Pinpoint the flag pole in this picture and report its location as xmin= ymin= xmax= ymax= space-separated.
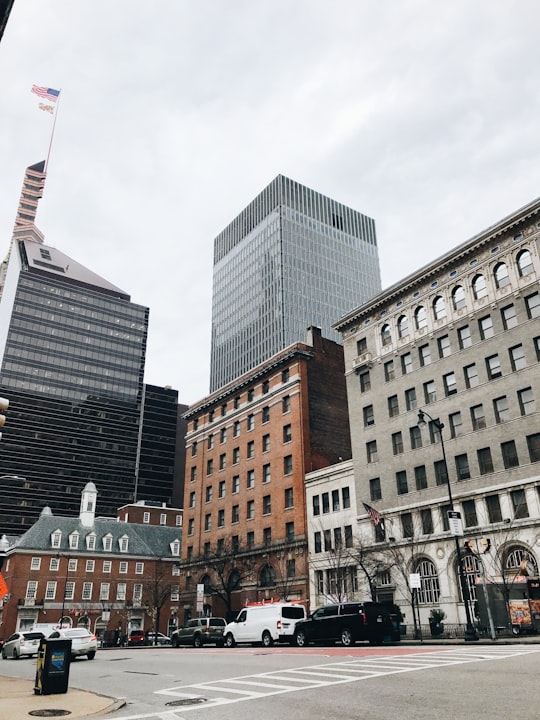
xmin=45 ymin=90 xmax=62 ymax=173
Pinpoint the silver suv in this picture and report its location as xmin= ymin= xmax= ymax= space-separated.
xmin=171 ymin=617 xmax=226 ymax=648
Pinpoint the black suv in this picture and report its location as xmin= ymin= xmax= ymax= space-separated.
xmin=294 ymin=602 xmax=391 ymax=647
xmin=171 ymin=617 xmax=226 ymax=648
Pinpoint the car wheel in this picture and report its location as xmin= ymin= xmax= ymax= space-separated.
xmin=193 ymin=635 xmax=202 ymax=648
xmin=13 ymin=648 xmax=18 ymax=660
xmin=87 ymin=651 xmax=96 ymax=660
xmin=340 ymin=628 xmax=353 ymax=647
xmin=1 ymin=649 xmax=6 ymax=659
xmin=295 ymin=630 xmax=307 ymax=648
xmin=261 ymin=631 xmax=273 ymax=648
xmin=225 ymin=633 xmax=236 ymax=648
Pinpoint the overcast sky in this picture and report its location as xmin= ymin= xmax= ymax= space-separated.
xmin=1 ymin=1 xmax=539 ymax=405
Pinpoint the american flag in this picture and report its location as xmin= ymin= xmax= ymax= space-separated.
xmin=31 ymin=85 xmax=60 ymax=102
xmin=363 ymin=502 xmax=384 ymax=528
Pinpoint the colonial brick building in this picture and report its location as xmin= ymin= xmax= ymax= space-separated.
xmin=0 ymin=483 xmax=183 ymax=642
xmin=180 ymin=327 xmax=351 ymax=620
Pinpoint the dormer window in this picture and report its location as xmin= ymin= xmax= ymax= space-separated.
xmin=170 ymin=539 xmax=181 ymax=556
xmin=119 ymin=535 xmax=129 ymax=552
xmin=102 ymin=534 xmax=113 ymax=552
xmin=51 ymin=530 xmax=62 ymax=549
xmin=86 ymin=533 xmax=97 ymax=550
xmin=69 ymin=531 xmax=79 ymax=550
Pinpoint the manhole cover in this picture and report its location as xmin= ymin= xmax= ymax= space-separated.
xmin=166 ymin=698 xmax=207 ymax=707
xmin=29 ymin=711 xmax=71 ymax=717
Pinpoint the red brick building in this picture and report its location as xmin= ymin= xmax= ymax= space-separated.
xmin=180 ymin=328 xmax=351 ymax=620
xmin=0 ymin=483 xmax=183 ymax=643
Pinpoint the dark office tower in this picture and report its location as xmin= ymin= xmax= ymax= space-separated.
xmin=0 ymin=164 xmax=153 ymax=533
xmin=209 ymin=175 xmax=381 ymax=391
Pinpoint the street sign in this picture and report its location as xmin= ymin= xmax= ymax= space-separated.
xmin=409 ymin=573 xmax=421 ymax=589
xmin=448 ymin=510 xmax=464 ymax=536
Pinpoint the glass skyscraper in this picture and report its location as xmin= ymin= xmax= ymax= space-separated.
xmin=210 ymin=175 xmax=381 ymax=391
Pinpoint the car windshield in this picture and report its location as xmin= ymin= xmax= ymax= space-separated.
xmin=282 ymin=607 xmax=305 ymax=619
xmin=23 ymin=632 xmax=44 ymax=640
xmin=209 ymin=619 xmax=226 ymax=626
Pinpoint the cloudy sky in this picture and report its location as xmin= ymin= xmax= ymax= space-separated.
xmin=1 ymin=1 xmax=539 ymax=405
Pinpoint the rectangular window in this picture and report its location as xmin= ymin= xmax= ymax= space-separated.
xmin=369 ymin=477 xmax=382 ymax=501
xmin=405 ymin=387 xmax=417 ymax=411
xmin=324 ymin=529 xmax=332 ymax=551
xmin=282 ymin=368 xmax=290 ymax=383
xmin=511 ymin=488 xmax=529 ymax=519
xmin=247 ymin=414 xmax=255 ymax=431
xmin=233 ymin=447 xmax=240 ymax=464
xmin=232 ymin=476 xmax=240 ymax=493
xmin=471 ymin=404 xmax=486 ymax=430
xmin=233 ymin=420 xmax=240 ymax=437
xmin=518 ymin=388 xmax=535 ymax=416
xmin=421 ymin=509 xmax=433 ymax=535
xmin=247 ymin=499 xmax=255 ymax=519
xmin=486 ymin=354 xmax=502 ymax=379
xmin=219 ymin=453 xmax=226 ymax=470
xmin=525 ymin=292 xmax=540 ymax=319
xmin=143 ymin=511 xmax=150 ymax=523
xmin=68 ymin=559 xmax=77 ymax=572
xmin=384 ymin=360 xmax=395 ymax=381
xmin=205 ymin=485 xmax=213 ymax=503
xmin=204 ymin=513 xmax=211 ymax=531
xmin=133 ymin=584 xmax=142 ymax=602
xmin=396 ymin=470 xmax=408 ymax=495
xmin=434 ymin=460 xmax=448 ymax=486
xmin=207 ymin=433 xmax=214 ymax=450
xmin=401 ymin=513 xmax=413 ymax=538
xmin=331 ymin=489 xmax=340 ymax=511
xmin=283 ymin=424 xmax=292 ymax=443
xmin=501 ymin=304 xmax=518 ymax=330
xmin=82 ymin=582 xmax=93 ymax=601
xmin=357 ymin=337 xmax=368 ymax=355
xmin=263 ymin=527 xmax=272 ymax=546
xmin=414 ymin=465 xmax=427 ymax=490
xmin=26 ymin=580 xmax=38 ymax=600
xmin=218 ymin=480 xmax=226 ymax=498
xmin=30 ymin=557 xmax=41 ymax=570
xmin=363 ymin=404 xmax=375 ymax=426
xmin=455 ymin=453 xmax=471 ymax=481
xmin=438 ymin=335 xmax=451 ymax=358
xmin=419 ymin=344 xmax=431 ymax=366
xmin=45 ymin=581 xmax=57 ymax=600
xmin=342 ymin=486 xmax=351 ymax=508
xmin=218 ymin=508 xmax=225 ymax=527
xmin=86 ymin=560 xmax=95 ymax=573
xmin=263 ymin=463 xmax=271 ymax=483
xmin=247 ymin=389 xmax=254 ymax=402
xmin=285 ymin=487 xmax=294 ymax=508
xmin=262 ymin=434 xmax=271 ymax=451
xmin=187 ymin=518 xmax=194 ymax=535
xmin=247 ymin=469 xmax=255 ymax=488
xmin=401 ymin=352 xmax=412 ymax=374
xmin=190 ymin=466 xmax=196 ymax=483
xmin=247 ymin=440 xmax=254 ymax=458
xmin=485 ymin=494 xmax=502 ymax=523
xmin=314 ymin=531 xmax=322 ymax=553
xmin=345 ymin=525 xmax=353 ymax=548
xmin=527 ymin=433 xmax=540 ymax=463
xmin=410 ymin=425 xmax=422 ymax=449
xmin=284 ymin=455 xmax=293 ymax=474
xmin=262 ymin=379 xmax=269 ymax=394
xmin=135 ymin=564 xmax=144 ymax=576
xmin=458 ymin=325 xmax=472 ymax=349
xmin=387 ymin=395 xmax=399 ymax=418
xmin=262 ymin=406 xmax=270 ymax=423
xmin=462 ymin=499 xmax=478 ymax=527
xmin=477 ymin=447 xmax=494 ymax=474
xmin=509 ymin=345 xmax=526 ymax=371
xmin=392 ymin=431 xmax=404 ymax=455
xmin=206 ymin=459 xmax=213 ymax=475
xmin=423 ymin=380 xmax=436 ymax=404
xmin=247 ymin=531 xmax=254 ymax=549
xmin=493 ymin=396 xmax=510 ymax=423
xmin=102 ymin=560 xmax=112 ymax=573
xmin=116 ymin=583 xmax=126 ymax=601
xmin=464 ymin=363 xmax=479 ymax=388
xmin=501 ymin=440 xmax=519 ymax=468
xmin=359 ymin=371 xmax=371 ymax=392
xmin=282 ymin=396 xmax=291 ymax=413
xmin=479 ymin=315 xmax=494 ymax=340
xmin=449 ymin=411 xmax=463 ymax=438
xmin=99 ymin=583 xmax=110 ymax=601
xmin=263 ymin=495 xmax=271 ymax=514
xmin=322 ymin=492 xmax=330 ymax=513
xmin=50 ymin=557 xmax=59 ymax=571
xmin=443 ymin=372 xmax=457 ymax=396
xmin=333 ymin=527 xmax=342 ymax=549
xmin=232 ymin=505 xmax=239 ymax=523
xmin=366 ymin=440 xmax=378 ymax=463
xmin=285 ymin=521 xmax=295 ymax=541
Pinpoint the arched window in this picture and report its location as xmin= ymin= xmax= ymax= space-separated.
xmin=414 ymin=306 xmax=427 ymax=330
xmin=432 ymin=296 xmax=446 ymax=320
xmin=200 ymin=573 xmax=212 ymax=595
xmin=381 ymin=324 xmax=391 ymax=346
xmin=397 ymin=315 xmax=409 ymax=339
xmin=494 ymin=262 xmax=510 ymax=289
xmin=227 ymin=569 xmax=242 ymax=592
xmin=452 ymin=285 xmax=466 ymax=311
xmin=414 ymin=558 xmax=440 ymax=604
xmin=472 ymin=274 xmax=488 ymax=300
xmin=504 ymin=546 xmax=538 ymax=576
xmin=517 ymin=249 xmax=533 ymax=277
xmin=462 ymin=553 xmax=480 ymax=602
xmin=259 ymin=564 xmax=276 ymax=588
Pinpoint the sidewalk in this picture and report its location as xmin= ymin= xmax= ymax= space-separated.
xmin=0 ymin=675 xmax=125 ymax=720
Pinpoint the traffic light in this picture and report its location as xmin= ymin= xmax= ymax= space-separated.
xmin=0 ymin=397 xmax=8 ymax=441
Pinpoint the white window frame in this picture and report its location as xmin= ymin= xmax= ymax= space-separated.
xmin=116 ymin=583 xmax=126 ymax=601
xmin=30 ymin=557 xmax=41 ymax=570
xmin=102 ymin=560 xmax=112 ymax=573
xmin=82 ymin=582 xmax=93 ymax=601
xmin=100 ymin=583 xmax=110 ymax=601
xmin=119 ymin=561 xmax=128 ymax=574
xmin=86 ymin=559 xmax=95 ymax=573
xmin=26 ymin=580 xmax=38 ymax=600
xmin=135 ymin=562 xmax=144 ymax=575
xmin=45 ymin=581 xmax=57 ymax=600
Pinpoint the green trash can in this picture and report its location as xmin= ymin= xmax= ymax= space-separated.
xmin=34 ymin=637 xmax=72 ymax=695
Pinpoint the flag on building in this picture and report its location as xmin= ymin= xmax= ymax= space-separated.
xmin=31 ymin=85 xmax=60 ymax=102
xmin=363 ymin=502 xmax=385 ymax=531
xmin=0 ymin=572 xmax=8 ymax=601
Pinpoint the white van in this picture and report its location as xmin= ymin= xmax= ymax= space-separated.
xmin=224 ymin=602 xmax=306 ymax=647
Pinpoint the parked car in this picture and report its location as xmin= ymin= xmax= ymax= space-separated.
xmin=127 ymin=629 xmax=146 ymax=646
xmin=145 ymin=632 xmax=171 ymax=646
xmin=1 ymin=631 xmax=45 ymax=659
xmin=224 ymin=602 xmax=307 ymax=647
xmin=171 ymin=617 xmax=227 ymax=648
xmin=48 ymin=628 xmax=98 ymax=660
xmin=293 ymin=602 xmax=391 ymax=647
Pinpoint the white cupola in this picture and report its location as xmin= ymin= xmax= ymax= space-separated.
xmin=79 ymin=482 xmax=97 ymax=528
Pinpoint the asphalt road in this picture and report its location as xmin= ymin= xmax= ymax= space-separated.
xmin=2 ymin=643 xmax=540 ymax=720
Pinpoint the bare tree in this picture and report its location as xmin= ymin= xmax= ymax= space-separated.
xmin=198 ymin=537 xmax=252 ymax=620
xmin=142 ymin=559 xmax=175 ymax=644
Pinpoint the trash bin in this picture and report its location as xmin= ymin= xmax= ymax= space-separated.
xmin=34 ymin=637 xmax=72 ymax=695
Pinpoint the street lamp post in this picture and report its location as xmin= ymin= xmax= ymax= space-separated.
xmin=418 ymin=409 xmax=478 ymax=641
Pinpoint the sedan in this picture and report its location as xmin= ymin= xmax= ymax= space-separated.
xmin=146 ymin=632 xmax=171 ymax=646
xmin=1 ymin=631 xmax=45 ymax=659
xmin=48 ymin=628 xmax=98 ymax=660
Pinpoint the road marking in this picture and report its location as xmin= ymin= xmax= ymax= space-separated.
xmin=108 ymin=646 xmax=540 ymax=720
